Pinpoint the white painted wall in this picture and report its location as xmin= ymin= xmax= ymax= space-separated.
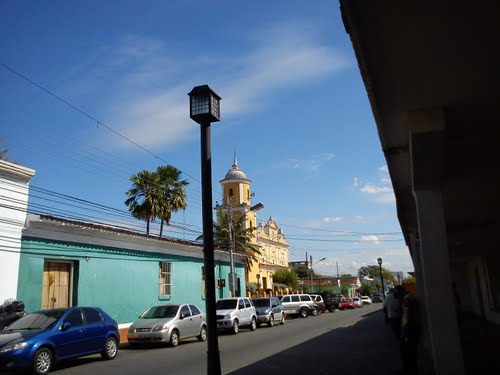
xmin=0 ymin=160 xmax=35 ymax=303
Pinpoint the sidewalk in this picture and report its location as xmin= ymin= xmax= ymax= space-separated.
xmin=229 ymin=308 xmax=402 ymax=375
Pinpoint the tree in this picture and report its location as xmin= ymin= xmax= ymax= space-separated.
xmin=358 ymin=265 xmax=395 ymax=283
xmin=208 ymin=207 xmax=261 ymax=272
xmin=272 ymin=268 xmax=298 ymax=290
xmin=293 ymin=265 xmax=309 ymax=279
xmin=125 ymin=170 xmax=161 ymax=235
xmin=155 ymin=165 xmax=189 ymax=238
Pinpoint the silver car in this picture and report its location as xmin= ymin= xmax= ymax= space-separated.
xmin=127 ymin=303 xmax=207 ymax=347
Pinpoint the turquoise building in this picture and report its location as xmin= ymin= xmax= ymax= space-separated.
xmin=17 ymin=214 xmax=246 ymax=330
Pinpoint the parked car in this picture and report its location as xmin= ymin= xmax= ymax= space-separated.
xmin=353 ymin=297 xmax=363 ymax=308
xmin=280 ymin=294 xmax=319 ymax=318
xmin=371 ymin=293 xmax=384 ymax=303
xmin=320 ymin=293 xmax=344 ymax=312
xmin=127 ymin=303 xmax=206 ymax=347
xmin=310 ymin=294 xmax=325 ymax=313
xmin=252 ymin=297 xmax=285 ymax=327
xmin=216 ymin=297 xmax=257 ymax=334
xmin=361 ymin=295 xmax=372 ymax=305
xmin=339 ymin=298 xmax=356 ymax=310
xmin=0 ymin=307 xmax=119 ymax=375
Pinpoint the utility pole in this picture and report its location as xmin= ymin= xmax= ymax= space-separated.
xmin=227 ymin=197 xmax=235 ymax=297
xmin=336 ymin=261 xmax=339 ymax=278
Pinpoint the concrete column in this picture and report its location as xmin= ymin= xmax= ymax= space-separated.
xmin=409 ymin=120 xmax=465 ymax=374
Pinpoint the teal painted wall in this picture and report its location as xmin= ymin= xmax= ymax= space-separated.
xmin=18 ymin=238 xmax=246 ymax=324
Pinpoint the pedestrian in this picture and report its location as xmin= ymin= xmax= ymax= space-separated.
xmin=384 ymin=287 xmax=402 ymax=339
xmin=397 ymin=286 xmax=419 ymax=375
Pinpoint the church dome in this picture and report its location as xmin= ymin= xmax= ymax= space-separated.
xmin=221 ymin=157 xmax=251 ymax=183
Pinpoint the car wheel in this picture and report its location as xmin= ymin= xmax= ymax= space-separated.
xmin=329 ymin=305 xmax=335 ymax=313
xmin=33 ymin=347 xmax=52 ymax=375
xmin=250 ymin=317 xmax=257 ymax=331
xmin=312 ymin=307 xmax=319 ymax=316
xmin=268 ymin=314 xmax=274 ymax=327
xmin=170 ymin=329 xmax=180 ymax=347
xmin=197 ymin=325 xmax=207 ymax=341
xmin=101 ymin=336 xmax=118 ymax=360
xmin=231 ymin=320 xmax=239 ymax=335
xmin=299 ymin=308 xmax=309 ymax=318
xmin=280 ymin=313 xmax=286 ymax=325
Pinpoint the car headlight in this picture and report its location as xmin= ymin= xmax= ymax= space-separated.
xmin=0 ymin=341 xmax=28 ymax=353
xmin=152 ymin=324 xmax=166 ymax=332
xmin=224 ymin=313 xmax=231 ymax=320
xmin=128 ymin=326 xmax=135 ymax=333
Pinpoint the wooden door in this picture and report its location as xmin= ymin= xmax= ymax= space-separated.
xmin=42 ymin=261 xmax=72 ymax=309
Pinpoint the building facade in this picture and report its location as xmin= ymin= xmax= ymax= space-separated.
xmin=219 ymin=158 xmax=289 ymax=294
xmin=0 ymin=160 xmax=35 ymax=303
xmin=18 ymin=215 xmax=246 ymax=326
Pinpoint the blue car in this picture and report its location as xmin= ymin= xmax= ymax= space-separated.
xmin=0 ymin=307 xmax=119 ymax=375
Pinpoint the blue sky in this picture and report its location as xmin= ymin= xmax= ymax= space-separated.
xmin=0 ymin=1 xmax=414 ymax=275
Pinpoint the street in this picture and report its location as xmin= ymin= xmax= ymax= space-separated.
xmin=23 ymin=304 xmax=383 ymax=375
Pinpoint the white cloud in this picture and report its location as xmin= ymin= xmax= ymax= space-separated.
xmin=322 ymin=216 xmax=343 ymax=223
xmin=75 ymin=22 xmax=349 ymax=150
xmin=353 ymin=177 xmax=359 ymax=187
xmin=360 ymin=235 xmax=380 ymax=244
xmin=358 ymin=164 xmax=395 ymax=204
xmin=284 ymin=152 xmax=335 ymax=173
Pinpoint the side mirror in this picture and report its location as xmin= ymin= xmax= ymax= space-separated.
xmin=61 ymin=322 xmax=72 ymax=331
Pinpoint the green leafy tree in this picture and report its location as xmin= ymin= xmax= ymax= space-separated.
xmin=125 ymin=170 xmax=161 ymax=235
xmin=294 ymin=265 xmax=309 ymax=279
xmin=155 ymin=165 xmax=189 ymax=238
xmin=203 ymin=207 xmax=261 ymax=272
xmin=272 ymin=268 xmax=298 ymax=290
xmin=359 ymin=284 xmax=373 ymax=296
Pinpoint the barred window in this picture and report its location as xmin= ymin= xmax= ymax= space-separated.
xmin=159 ymin=262 xmax=172 ymax=295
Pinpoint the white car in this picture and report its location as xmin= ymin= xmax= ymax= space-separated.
xmin=361 ymin=295 xmax=373 ymax=305
xmin=353 ymin=297 xmax=363 ymax=308
xmin=127 ymin=303 xmax=207 ymax=347
xmin=216 ymin=297 xmax=257 ymax=334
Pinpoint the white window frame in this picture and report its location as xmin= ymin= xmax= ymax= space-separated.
xmin=159 ymin=262 xmax=172 ymax=296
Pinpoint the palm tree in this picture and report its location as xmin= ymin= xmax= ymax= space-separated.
xmin=156 ymin=165 xmax=189 ymax=238
xmin=125 ymin=170 xmax=161 ymax=235
xmin=212 ymin=208 xmax=261 ymax=272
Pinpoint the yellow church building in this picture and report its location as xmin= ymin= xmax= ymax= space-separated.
xmin=219 ymin=158 xmax=289 ymax=295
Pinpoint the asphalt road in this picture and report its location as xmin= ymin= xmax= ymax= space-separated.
xmin=9 ymin=304 xmax=382 ymax=375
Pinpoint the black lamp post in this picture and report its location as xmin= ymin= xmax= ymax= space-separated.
xmin=377 ymin=257 xmax=385 ymax=297
xmin=188 ymin=85 xmax=221 ymax=375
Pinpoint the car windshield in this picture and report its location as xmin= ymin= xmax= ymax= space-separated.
xmin=5 ymin=310 xmax=65 ymax=331
xmin=216 ymin=299 xmax=237 ymax=310
xmin=252 ymin=299 xmax=270 ymax=307
xmin=141 ymin=305 xmax=179 ymax=319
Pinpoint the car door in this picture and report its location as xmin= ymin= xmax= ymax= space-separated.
xmin=244 ymin=298 xmax=254 ymax=323
xmin=189 ymin=304 xmax=204 ymax=335
xmin=270 ymin=297 xmax=282 ymax=319
xmin=238 ymin=298 xmax=247 ymax=325
xmin=178 ymin=304 xmax=194 ymax=337
xmin=291 ymin=295 xmax=301 ymax=312
xmin=81 ymin=307 xmax=106 ymax=352
xmin=53 ymin=308 xmax=87 ymax=358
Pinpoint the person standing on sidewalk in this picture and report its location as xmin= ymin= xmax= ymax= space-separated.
xmin=398 ymin=286 xmax=419 ymax=375
xmin=383 ymin=288 xmax=402 ymax=339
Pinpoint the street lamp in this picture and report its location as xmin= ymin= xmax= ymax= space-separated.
xmin=188 ymin=85 xmax=221 ymax=375
xmin=377 ymin=257 xmax=385 ymax=297
xmin=310 ymin=257 xmax=326 ymax=293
